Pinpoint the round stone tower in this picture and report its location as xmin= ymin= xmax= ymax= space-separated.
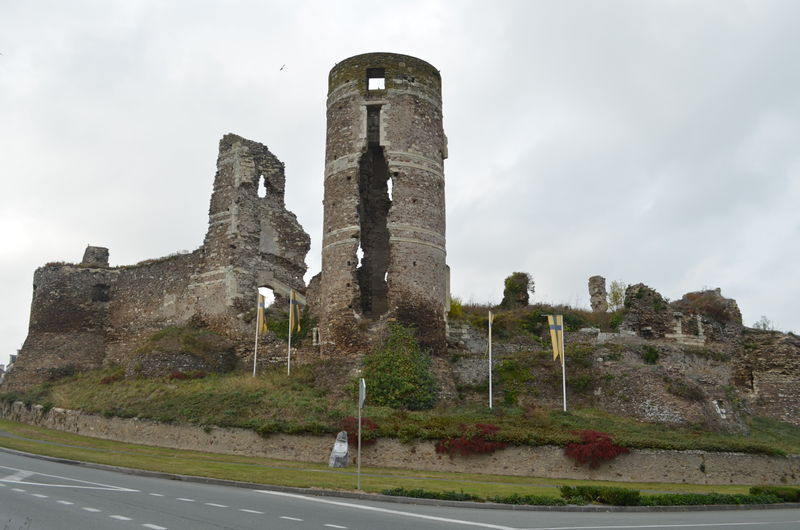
xmin=319 ymin=52 xmax=448 ymax=353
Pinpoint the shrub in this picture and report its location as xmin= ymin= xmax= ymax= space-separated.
xmin=362 ymin=323 xmax=438 ymax=410
xmin=608 ymin=311 xmax=624 ymax=331
xmin=750 ymin=486 xmax=800 ymax=502
xmin=382 ymin=488 xmax=480 ymax=502
xmin=267 ymin=306 xmax=315 ymax=343
xmin=666 ymin=379 xmax=705 ymax=401
xmin=489 ymin=494 xmax=566 ymax=506
xmin=500 ymin=272 xmax=534 ymax=309
xmin=640 ymin=493 xmax=782 ymax=506
xmin=339 ymin=416 xmax=379 ymax=446
xmin=448 ymin=297 xmax=464 ymax=319
xmin=562 ymin=312 xmax=589 ymax=332
xmin=640 ymin=345 xmax=659 ymax=364
xmin=564 ymin=430 xmax=629 ymax=468
xmin=435 ymin=423 xmax=507 ymax=457
xmin=560 ymin=485 xmax=640 ymax=506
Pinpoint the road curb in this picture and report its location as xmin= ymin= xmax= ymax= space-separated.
xmin=1 ymin=445 xmax=799 ymax=513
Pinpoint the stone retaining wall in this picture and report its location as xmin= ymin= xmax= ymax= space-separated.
xmin=2 ymin=401 xmax=797 ymax=486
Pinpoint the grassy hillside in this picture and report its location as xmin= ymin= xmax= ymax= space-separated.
xmin=3 ymin=362 xmax=798 ymax=456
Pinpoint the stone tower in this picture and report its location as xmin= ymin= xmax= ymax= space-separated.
xmin=318 ymin=52 xmax=448 ymax=353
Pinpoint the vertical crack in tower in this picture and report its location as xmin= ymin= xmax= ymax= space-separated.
xmin=357 ymin=105 xmax=390 ymax=317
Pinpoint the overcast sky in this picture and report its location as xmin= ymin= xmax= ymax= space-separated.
xmin=2 ymin=0 xmax=798 ymax=367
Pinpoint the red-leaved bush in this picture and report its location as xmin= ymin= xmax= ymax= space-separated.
xmin=435 ymin=423 xmax=507 ymax=457
xmin=564 ymin=430 xmax=629 ymax=468
xmin=339 ymin=416 xmax=380 ymax=446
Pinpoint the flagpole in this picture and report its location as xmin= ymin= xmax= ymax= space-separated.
xmin=562 ymin=344 xmax=567 ymax=412
xmin=488 ymin=310 xmax=493 ymax=409
xmin=287 ymin=292 xmax=292 ymax=376
xmin=357 ymin=386 xmax=362 ymax=490
xmin=253 ymin=292 xmax=260 ymax=377
xmin=357 ymin=377 xmax=365 ymax=490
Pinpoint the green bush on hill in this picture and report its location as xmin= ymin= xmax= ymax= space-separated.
xmin=362 ymin=323 xmax=438 ymax=410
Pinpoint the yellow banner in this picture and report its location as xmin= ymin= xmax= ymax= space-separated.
xmin=289 ymin=289 xmax=302 ymax=333
xmin=547 ymin=314 xmax=564 ymax=363
xmin=257 ymin=294 xmax=268 ymax=336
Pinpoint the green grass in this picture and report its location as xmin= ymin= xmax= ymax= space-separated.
xmin=3 ymin=365 xmax=799 ymax=456
xmin=0 ymin=419 xmax=757 ymax=498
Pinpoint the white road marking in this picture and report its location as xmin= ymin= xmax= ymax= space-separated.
xmin=281 ymin=516 xmax=304 ymax=521
xmin=31 ymin=493 xmax=48 ymax=498
xmin=57 ymin=500 xmax=74 ymax=505
xmin=82 ymin=507 xmax=101 ymax=512
xmin=524 ymin=521 xmax=800 ymax=530
xmin=0 ymin=465 xmax=136 ymax=491
xmin=324 ymin=525 xmax=348 ymax=529
xmin=259 ymin=490 xmax=516 ymax=530
xmin=176 ymin=497 xmax=195 ymax=502
xmin=11 ymin=487 xmax=26 ymax=492
xmin=110 ymin=515 xmax=133 ymax=521
xmin=149 ymin=492 xmax=165 ymax=497
xmin=2 ymin=470 xmax=34 ymax=482
xmin=240 ymin=509 xmax=264 ymax=514
xmin=204 ymin=502 xmax=228 ymax=507
xmin=142 ymin=524 xmax=167 ymax=530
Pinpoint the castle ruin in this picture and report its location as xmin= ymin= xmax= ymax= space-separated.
xmin=4 ymin=52 xmax=449 ymax=390
xmin=4 ymin=134 xmax=310 ymax=390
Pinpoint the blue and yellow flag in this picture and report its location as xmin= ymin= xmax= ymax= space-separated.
xmin=289 ymin=289 xmax=302 ymax=333
xmin=546 ymin=314 xmax=564 ymax=364
xmin=257 ymin=294 xmax=269 ymax=336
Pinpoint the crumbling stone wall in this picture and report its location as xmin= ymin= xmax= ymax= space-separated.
xmin=4 ymin=134 xmax=309 ymax=390
xmin=734 ymin=329 xmax=800 ymax=426
xmin=620 ymin=283 xmax=673 ymax=338
xmin=318 ymin=53 xmax=449 ymax=354
xmin=670 ymin=288 xmax=742 ymax=344
xmin=588 ymin=275 xmax=608 ymax=312
xmin=7 ymin=261 xmax=116 ymax=388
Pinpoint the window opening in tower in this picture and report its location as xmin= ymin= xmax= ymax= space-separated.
xmin=366 ymin=67 xmax=385 ymax=91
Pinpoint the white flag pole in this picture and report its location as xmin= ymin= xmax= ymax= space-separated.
xmin=287 ymin=291 xmax=293 ymax=376
xmin=253 ymin=293 xmax=260 ymax=377
xmin=357 ymin=378 xmax=366 ymax=490
xmin=562 ymin=354 xmax=567 ymax=412
xmin=488 ymin=311 xmax=493 ymax=409
xmin=560 ymin=319 xmax=567 ymax=412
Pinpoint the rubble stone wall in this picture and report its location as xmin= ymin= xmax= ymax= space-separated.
xmin=2 ymin=401 xmax=796 ymax=486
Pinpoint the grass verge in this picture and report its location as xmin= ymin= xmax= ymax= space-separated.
xmin=0 ymin=418 xmax=758 ymax=500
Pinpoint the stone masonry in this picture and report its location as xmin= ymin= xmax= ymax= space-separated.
xmin=314 ymin=53 xmax=449 ymax=354
xmin=588 ymin=275 xmax=608 ymax=312
xmin=4 ymin=134 xmax=310 ymax=390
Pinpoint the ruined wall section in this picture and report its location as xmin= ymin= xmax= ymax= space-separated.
xmin=4 ymin=260 xmax=116 ymax=391
xmin=103 ymin=251 xmax=203 ymax=363
xmin=734 ymin=329 xmax=800 ymax=426
xmin=196 ymin=135 xmax=309 ymax=311
xmin=5 ymin=135 xmax=310 ymax=390
xmin=320 ymin=53 xmax=448 ymax=354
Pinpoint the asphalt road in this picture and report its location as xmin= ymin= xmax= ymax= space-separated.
xmin=1 ymin=450 xmax=798 ymax=530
